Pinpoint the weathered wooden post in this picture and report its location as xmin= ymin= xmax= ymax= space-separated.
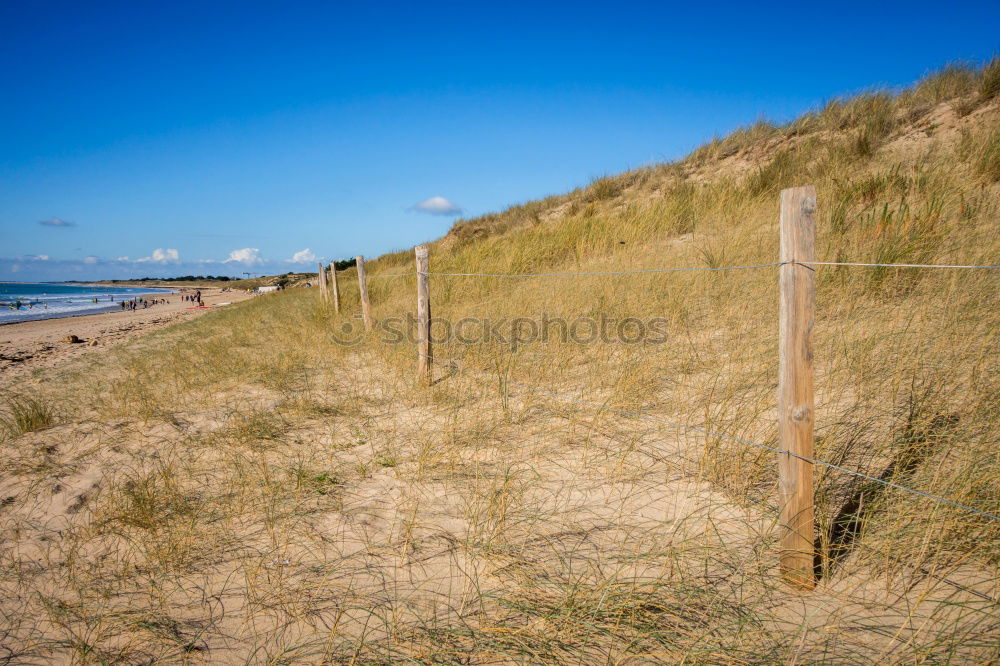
xmin=778 ymin=185 xmax=817 ymax=590
xmin=415 ymin=245 xmax=431 ymax=384
xmin=317 ymin=261 xmax=328 ymax=303
xmin=356 ymin=255 xmax=372 ymax=330
xmin=329 ymin=262 xmax=341 ymax=313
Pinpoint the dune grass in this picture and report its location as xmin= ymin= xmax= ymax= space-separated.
xmin=0 ymin=61 xmax=998 ymax=662
xmin=0 ymin=393 xmax=54 ymax=441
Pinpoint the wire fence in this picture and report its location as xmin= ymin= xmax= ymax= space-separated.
xmin=323 ymin=251 xmax=999 ymax=526
xmin=315 ymin=183 xmax=999 ymax=591
xmin=336 ymin=255 xmax=998 ymax=523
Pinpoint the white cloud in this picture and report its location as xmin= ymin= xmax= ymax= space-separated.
xmin=39 ymin=217 xmax=76 ymax=228
xmin=409 ymin=196 xmax=462 ymax=216
xmin=116 ymin=256 xmax=130 ymax=261
xmin=82 ymin=255 xmax=99 ymax=264
xmin=135 ymin=248 xmax=180 ymax=264
xmin=224 ymin=248 xmax=264 ymax=265
xmin=25 ymin=254 xmax=49 ymax=261
xmin=288 ymin=248 xmax=317 ymax=264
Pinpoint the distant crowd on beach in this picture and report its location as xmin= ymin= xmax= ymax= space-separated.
xmin=181 ymin=290 xmax=204 ymax=307
xmin=120 ymin=296 xmax=169 ymax=311
xmin=120 ymin=289 xmax=208 ymax=311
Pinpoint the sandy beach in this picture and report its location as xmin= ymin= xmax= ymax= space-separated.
xmin=0 ymin=287 xmax=251 ymax=381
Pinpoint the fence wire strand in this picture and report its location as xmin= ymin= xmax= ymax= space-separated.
xmin=799 ymin=261 xmax=1000 ymax=270
xmin=423 ymin=262 xmax=786 ymax=277
xmin=382 ymin=259 xmax=1000 ymax=279
xmin=445 ymin=360 xmax=1000 ymax=523
xmin=336 ymin=272 xmax=411 ymax=280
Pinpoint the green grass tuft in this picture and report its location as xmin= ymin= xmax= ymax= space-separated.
xmin=0 ymin=393 xmax=54 ymax=440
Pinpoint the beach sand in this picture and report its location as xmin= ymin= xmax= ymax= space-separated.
xmin=0 ymin=287 xmax=252 ymax=381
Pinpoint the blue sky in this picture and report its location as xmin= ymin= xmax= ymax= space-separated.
xmin=1 ymin=1 xmax=998 ymax=281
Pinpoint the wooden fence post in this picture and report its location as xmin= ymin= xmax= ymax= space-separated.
xmin=415 ymin=245 xmax=431 ymax=384
xmin=317 ymin=261 xmax=328 ymax=303
xmin=329 ymin=262 xmax=341 ymax=313
xmin=778 ymin=185 xmax=817 ymax=590
xmin=356 ymin=255 xmax=372 ymax=330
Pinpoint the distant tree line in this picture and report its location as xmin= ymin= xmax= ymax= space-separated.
xmin=334 ymin=258 xmax=357 ymax=271
xmin=147 ymin=275 xmax=234 ymax=282
xmin=105 ymin=275 xmax=235 ymax=282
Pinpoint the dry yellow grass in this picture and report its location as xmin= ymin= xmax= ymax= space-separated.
xmin=1 ymin=61 xmax=998 ymax=662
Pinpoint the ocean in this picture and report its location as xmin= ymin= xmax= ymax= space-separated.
xmin=0 ymin=282 xmax=173 ymax=324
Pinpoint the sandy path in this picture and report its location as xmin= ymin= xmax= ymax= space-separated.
xmin=0 ymin=287 xmax=251 ymax=383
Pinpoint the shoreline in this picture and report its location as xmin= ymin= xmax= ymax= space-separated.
xmin=1 ymin=304 xmax=124 ymax=326
xmin=0 ymin=300 xmax=173 ymax=326
xmin=1 ymin=283 xmax=178 ymax=326
xmin=0 ymin=287 xmax=251 ymax=382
